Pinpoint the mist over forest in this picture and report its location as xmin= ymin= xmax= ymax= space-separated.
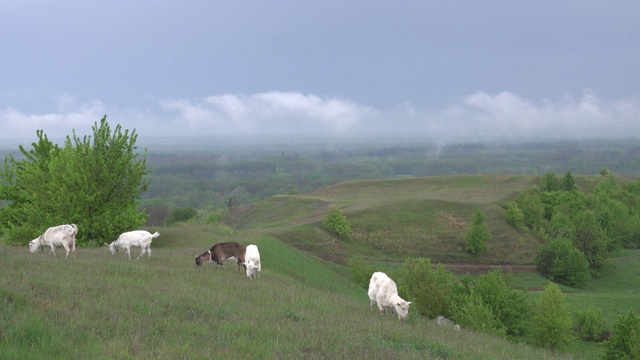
xmin=138 ymin=136 xmax=640 ymax=216
xmin=3 ymin=135 xmax=639 ymax=219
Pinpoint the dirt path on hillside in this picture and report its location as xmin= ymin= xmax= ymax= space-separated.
xmin=358 ymin=253 xmax=640 ymax=276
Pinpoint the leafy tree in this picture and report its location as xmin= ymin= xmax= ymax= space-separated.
xmin=514 ymin=188 xmax=545 ymax=231
xmin=561 ymin=171 xmax=576 ymax=192
xmin=571 ymin=210 xmax=610 ymax=277
xmin=531 ymin=282 xmax=575 ymax=351
xmin=601 ymin=309 xmax=640 ymax=359
xmin=503 ymin=201 xmax=525 ymax=229
xmin=542 ymin=172 xmax=561 ymax=192
xmin=323 ymin=207 xmax=352 ymax=238
xmin=465 ymin=209 xmax=490 ymax=255
xmin=535 ymin=236 xmax=591 ymax=288
xmin=0 ymin=116 xmax=151 ymax=245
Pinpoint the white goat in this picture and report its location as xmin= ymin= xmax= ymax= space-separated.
xmin=107 ymin=230 xmax=160 ymax=260
xmin=368 ymin=272 xmax=411 ymax=320
xmin=29 ymin=224 xmax=78 ymax=258
xmin=243 ymin=244 xmax=261 ymax=280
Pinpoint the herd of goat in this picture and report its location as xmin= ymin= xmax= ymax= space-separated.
xmin=27 ymin=223 xmax=262 ymax=280
xmin=27 ymin=224 xmax=463 ymax=325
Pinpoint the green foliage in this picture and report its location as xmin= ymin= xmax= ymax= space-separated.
xmin=450 ymin=290 xmax=506 ymax=336
xmin=347 ymin=257 xmax=385 ymax=290
xmin=0 ymin=116 xmax=151 ymax=245
xmin=601 ymin=309 xmax=640 ymax=360
xmin=399 ymin=258 xmax=457 ymax=319
xmin=561 ymin=171 xmax=576 ymax=192
xmin=204 ymin=211 xmax=224 ymax=224
xmin=0 ymin=243 xmax=572 ymax=360
xmin=535 ymin=236 xmax=591 ymax=288
xmin=573 ymin=305 xmax=608 ymax=342
xmin=503 ymin=201 xmax=525 ymax=229
xmin=450 ymin=270 xmax=529 ymax=339
xmin=166 ymin=206 xmax=198 ymax=224
xmin=542 ymin=172 xmax=561 ymax=192
xmin=571 ymin=210 xmax=611 ymax=277
xmin=465 ymin=209 xmax=490 ymax=255
xmin=515 ymin=188 xmax=545 ymax=231
xmin=531 ymin=282 xmax=576 ymax=352
xmin=323 ymin=207 xmax=352 ymax=238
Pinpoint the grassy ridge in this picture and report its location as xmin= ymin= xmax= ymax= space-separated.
xmin=1 ymin=230 xmax=569 ymax=359
xmin=226 ymin=174 xmax=548 ymax=264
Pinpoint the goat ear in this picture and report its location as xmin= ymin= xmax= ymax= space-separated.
xmin=407 ymin=302 xmax=412 ymax=305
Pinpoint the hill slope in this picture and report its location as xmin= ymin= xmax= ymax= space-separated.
xmin=225 ymin=174 xmax=548 ymax=265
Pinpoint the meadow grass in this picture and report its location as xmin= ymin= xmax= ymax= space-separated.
xmin=227 ymin=174 xmax=543 ymax=265
xmin=1 ymin=234 xmax=570 ymax=360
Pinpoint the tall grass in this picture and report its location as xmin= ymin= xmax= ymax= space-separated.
xmin=1 ymin=235 xmax=569 ymax=359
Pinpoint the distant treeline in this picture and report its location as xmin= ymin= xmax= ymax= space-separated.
xmin=139 ymin=138 xmax=640 ymax=213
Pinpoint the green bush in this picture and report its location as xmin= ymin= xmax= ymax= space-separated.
xmin=204 ymin=211 xmax=223 ymax=224
xmin=601 ymin=309 xmax=640 ymax=359
xmin=573 ymin=305 xmax=608 ymax=342
xmin=449 ymin=290 xmax=506 ymax=337
xmin=348 ymin=257 xmax=385 ymax=290
xmin=450 ymin=270 xmax=529 ymax=339
xmin=530 ymin=282 xmax=576 ymax=352
xmin=399 ymin=258 xmax=456 ymax=319
xmin=465 ymin=210 xmax=490 ymax=255
xmin=166 ymin=207 xmax=198 ymax=225
xmin=535 ymin=236 xmax=591 ymax=288
xmin=323 ymin=207 xmax=352 ymax=239
xmin=503 ymin=201 xmax=525 ymax=230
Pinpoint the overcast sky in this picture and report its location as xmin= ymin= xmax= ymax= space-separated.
xmin=1 ymin=0 xmax=639 ymax=143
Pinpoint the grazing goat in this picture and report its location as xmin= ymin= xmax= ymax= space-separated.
xmin=107 ymin=230 xmax=160 ymax=260
xmin=368 ymin=272 xmax=411 ymax=320
xmin=29 ymin=224 xmax=78 ymax=258
xmin=195 ymin=242 xmax=245 ymax=270
xmin=243 ymin=244 xmax=261 ymax=280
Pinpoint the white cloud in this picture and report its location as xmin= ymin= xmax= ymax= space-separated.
xmin=1 ymin=90 xmax=639 ymax=142
xmin=165 ymin=91 xmax=376 ymax=135
xmin=0 ymin=100 xmax=105 ymax=139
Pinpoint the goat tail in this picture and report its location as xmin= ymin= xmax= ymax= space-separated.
xmin=151 ymin=232 xmax=160 ymax=238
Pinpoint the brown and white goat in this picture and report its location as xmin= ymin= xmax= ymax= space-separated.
xmin=195 ymin=242 xmax=246 ymax=270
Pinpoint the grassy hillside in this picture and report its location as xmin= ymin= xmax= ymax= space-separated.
xmin=0 ymin=227 xmax=569 ymax=359
xmin=225 ymin=174 xmax=557 ymax=265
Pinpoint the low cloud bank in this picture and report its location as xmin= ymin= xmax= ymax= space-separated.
xmin=1 ymin=90 xmax=638 ymax=141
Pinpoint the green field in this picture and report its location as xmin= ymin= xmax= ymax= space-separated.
xmin=1 ymin=229 xmax=570 ymax=359
xmin=2 ymin=174 xmax=638 ymax=359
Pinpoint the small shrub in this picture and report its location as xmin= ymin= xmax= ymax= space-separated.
xmin=166 ymin=207 xmax=198 ymax=225
xmin=573 ymin=305 xmax=607 ymax=342
xmin=601 ymin=309 xmax=640 ymax=360
xmin=465 ymin=210 xmax=490 ymax=255
xmin=503 ymin=201 xmax=525 ymax=229
xmin=449 ymin=291 xmax=506 ymax=337
xmin=399 ymin=258 xmax=457 ymax=318
xmin=323 ymin=207 xmax=352 ymax=239
xmin=450 ymin=270 xmax=529 ymax=339
xmin=204 ymin=211 xmax=223 ymax=224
